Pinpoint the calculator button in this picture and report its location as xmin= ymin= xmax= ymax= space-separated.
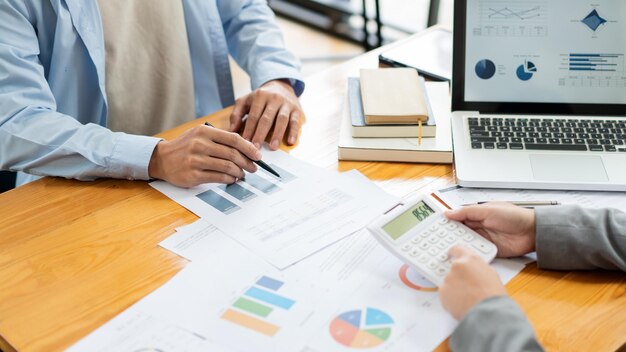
xmin=401 ymin=243 xmax=412 ymax=251
xmin=427 ymin=247 xmax=439 ymax=256
xmin=445 ymin=235 xmax=456 ymax=244
xmin=428 ymin=236 xmax=439 ymax=244
xmin=445 ymin=223 xmax=457 ymax=230
xmin=418 ymin=254 xmax=429 ymax=264
xmin=436 ymin=230 xmax=447 ymax=237
xmin=471 ymin=241 xmax=493 ymax=254
xmin=420 ymin=230 xmax=431 ymax=237
xmin=428 ymin=225 xmax=438 ymax=232
xmin=436 ymin=253 xmax=448 ymax=262
xmin=453 ymin=229 xmax=466 ymax=236
xmin=462 ymin=233 xmax=474 ymax=242
xmin=427 ymin=260 xmax=438 ymax=269
xmin=418 ymin=242 xmax=430 ymax=250
xmin=411 ymin=237 xmax=422 ymax=244
xmin=409 ymin=248 xmax=421 ymax=257
xmin=436 ymin=242 xmax=447 ymax=250
xmin=434 ymin=266 xmax=448 ymax=276
xmin=437 ymin=218 xmax=449 ymax=225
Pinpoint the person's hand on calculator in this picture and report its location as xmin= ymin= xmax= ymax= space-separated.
xmin=439 ymin=203 xmax=536 ymax=319
xmin=444 ymin=202 xmax=536 ymax=257
xmin=439 ymin=246 xmax=506 ymax=320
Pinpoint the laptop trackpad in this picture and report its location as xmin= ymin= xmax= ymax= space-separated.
xmin=530 ymin=154 xmax=608 ymax=182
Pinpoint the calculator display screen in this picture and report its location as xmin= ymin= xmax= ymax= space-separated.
xmin=382 ymin=201 xmax=435 ymax=240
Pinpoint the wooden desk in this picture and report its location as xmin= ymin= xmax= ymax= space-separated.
xmin=1 ymin=34 xmax=625 ymax=352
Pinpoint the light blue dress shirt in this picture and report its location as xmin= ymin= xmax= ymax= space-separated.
xmin=0 ymin=0 xmax=304 ymax=186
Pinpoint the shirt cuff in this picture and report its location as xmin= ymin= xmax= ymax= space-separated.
xmin=251 ymin=63 xmax=305 ymax=97
xmin=108 ymin=133 xmax=162 ymax=181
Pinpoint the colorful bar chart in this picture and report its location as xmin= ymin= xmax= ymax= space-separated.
xmin=221 ymin=276 xmax=295 ymax=337
xmin=329 ymin=308 xmax=394 ymax=348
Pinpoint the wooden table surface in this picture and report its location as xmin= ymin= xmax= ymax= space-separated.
xmin=1 ymin=30 xmax=625 ymax=352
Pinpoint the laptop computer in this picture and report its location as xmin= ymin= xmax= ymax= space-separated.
xmin=451 ymin=0 xmax=626 ymax=191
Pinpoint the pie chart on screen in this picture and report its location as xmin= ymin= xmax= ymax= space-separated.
xmin=516 ymin=60 xmax=537 ymax=81
xmin=329 ymin=308 xmax=393 ymax=348
xmin=475 ymin=59 xmax=496 ymax=79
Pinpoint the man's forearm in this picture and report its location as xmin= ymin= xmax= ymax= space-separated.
xmin=450 ymin=296 xmax=544 ymax=352
xmin=535 ymin=205 xmax=626 ymax=271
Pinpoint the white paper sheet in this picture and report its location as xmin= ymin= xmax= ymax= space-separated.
xmin=66 ymin=310 xmax=220 ymax=352
xmin=436 ymin=184 xmax=626 ymax=212
xmin=86 ymin=229 xmax=525 ymax=352
xmin=151 ymin=152 xmax=399 ymax=269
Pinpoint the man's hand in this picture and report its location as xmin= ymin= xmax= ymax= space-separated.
xmin=230 ymin=79 xmax=303 ymax=150
xmin=445 ymin=203 xmax=536 ymax=257
xmin=148 ymin=125 xmax=260 ymax=188
xmin=440 ymin=246 xmax=507 ymax=320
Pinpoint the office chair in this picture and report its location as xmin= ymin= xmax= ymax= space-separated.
xmin=0 ymin=171 xmax=16 ymax=193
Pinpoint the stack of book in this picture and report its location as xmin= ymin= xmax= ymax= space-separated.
xmin=338 ymin=68 xmax=453 ymax=163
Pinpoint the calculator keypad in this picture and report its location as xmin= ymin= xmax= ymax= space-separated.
xmin=395 ymin=215 xmax=497 ymax=284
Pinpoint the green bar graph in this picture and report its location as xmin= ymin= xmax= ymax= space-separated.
xmin=233 ymin=297 xmax=273 ymax=318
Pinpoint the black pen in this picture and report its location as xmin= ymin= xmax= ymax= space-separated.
xmin=204 ymin=122 xmax=281 ymax=179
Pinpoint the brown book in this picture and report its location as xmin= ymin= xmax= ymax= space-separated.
xmin=359 ymin=68 xmax=428 ymax=124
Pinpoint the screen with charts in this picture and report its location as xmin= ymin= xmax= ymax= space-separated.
xmin=464 ymin=0 xmax=626 ymax=104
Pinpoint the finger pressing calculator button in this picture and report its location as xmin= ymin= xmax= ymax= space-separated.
xmin=445 ymin=223 xmax=457 ymax=230
xmin=471 ymin=241 xmax=493 ymax=254
xmin=401 ymin=243 xmax=412 ymax=251
xmin=462 ymin=233 xmax=474 ymax=242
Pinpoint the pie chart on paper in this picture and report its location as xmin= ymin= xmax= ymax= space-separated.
xmin=329 ymin=308 xmax=393 ymax=348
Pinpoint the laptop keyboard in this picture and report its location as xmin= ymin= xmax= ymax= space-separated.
xmin=468 ymin=117 xmax=626 ymax=152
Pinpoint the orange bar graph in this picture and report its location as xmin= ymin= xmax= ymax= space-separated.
xmin=221 ymin=309 xmax=280 ymax=336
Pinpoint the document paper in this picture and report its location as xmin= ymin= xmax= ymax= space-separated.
xmin=436 ymin=185 xmax=626 ymax=212
xmin=151 ymin=151 xmax=399 ymax=269
xmin=70 ymin=229 xmax=526 ymax=352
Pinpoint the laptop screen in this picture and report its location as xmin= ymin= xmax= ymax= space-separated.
xmin=453 ymin=0 xmax=626 ymax=114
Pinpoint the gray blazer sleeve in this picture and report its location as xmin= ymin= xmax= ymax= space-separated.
xmin=535 ymin=205 xmax=626 ymax=271
xmin=450 ymin=296 xmax=544 ymax=352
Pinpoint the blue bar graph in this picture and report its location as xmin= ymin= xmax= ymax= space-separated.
xmin=256 ymin=276 xmax=284 ymax=291
xmin=567 ymin=53 xmax=623 ymax=73
xmin=244 ymin=287 xmax=295 ymax=310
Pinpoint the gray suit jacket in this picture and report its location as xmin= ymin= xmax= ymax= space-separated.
xmin=450 ymin=205 xmax=626 ymax=352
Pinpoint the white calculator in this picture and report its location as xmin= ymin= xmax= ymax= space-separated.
xmin=367 ymin=194 xmax=498 ymax=286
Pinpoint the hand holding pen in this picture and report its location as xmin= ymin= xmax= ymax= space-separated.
xmin=205 ymin=123 xmax=281 ymax=179
xmin=148 ymin=123 xmax=262 ymax=188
